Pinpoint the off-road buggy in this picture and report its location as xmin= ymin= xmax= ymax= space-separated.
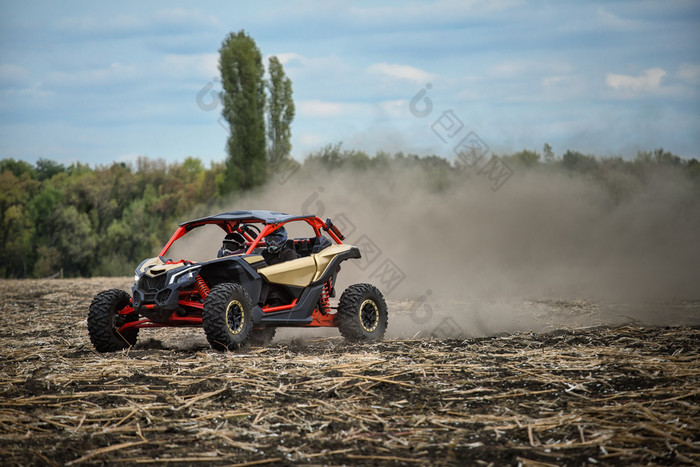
xmin=88 ymin=210 xmax=388 ymax=352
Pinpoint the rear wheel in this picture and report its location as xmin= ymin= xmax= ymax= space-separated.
xmin=202 ymin=283 xmax=254 ymax=351
xmin=338 ymin=283 xmax=388 ymax=342
xmin=88 ymin=289 xmax=139 ymax=352
xmin=248 ymin=327 xmax=276 ymax=347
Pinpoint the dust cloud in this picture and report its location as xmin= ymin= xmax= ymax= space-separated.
xmin=189 ymin=162 xmax=700 ymax=338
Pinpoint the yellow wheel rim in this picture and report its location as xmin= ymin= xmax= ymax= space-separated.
xmin=225 ymin=300 xmax=245 ymax=335
xmin=359 ymin=299 xmax=379 ymax=333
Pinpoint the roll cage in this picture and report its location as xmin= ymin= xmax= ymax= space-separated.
xmin=159 ymin=210 xmax=345 ymax=258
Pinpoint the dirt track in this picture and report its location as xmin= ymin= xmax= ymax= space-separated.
xmin=0 ymin=278 xmax=698 ymax=466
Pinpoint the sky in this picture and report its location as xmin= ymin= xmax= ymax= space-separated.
xmin=0 ymin=0 xmax=699 ymax=167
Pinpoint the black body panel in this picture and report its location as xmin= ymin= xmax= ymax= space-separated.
xmin=181 ymin=210 xmax=311 ymax=227
xmin=132 ymin=255 xmax=264 ymax=321
xmin=198 ymin=256 xmax=263 ymax=302
xmin=251 ymin=284 xmax=324 ymax=325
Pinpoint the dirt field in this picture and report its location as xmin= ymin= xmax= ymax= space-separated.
xmin=1 ymin=278 xmax=698 ymax=466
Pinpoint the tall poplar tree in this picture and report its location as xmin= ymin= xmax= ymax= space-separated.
xmin=218 ymin=31 xmax=267 ymax=194
xmin=267 ymin=56 xmax=295 ymax=167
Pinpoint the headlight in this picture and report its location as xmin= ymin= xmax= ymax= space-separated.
xmin=169 ymin=266 xmax=201 ymax=285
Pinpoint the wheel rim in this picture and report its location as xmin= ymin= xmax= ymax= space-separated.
xmin=359 ymin=299 xmax=379 ymax=332
xmin=225 ymin=300 xmax=245 ymax=335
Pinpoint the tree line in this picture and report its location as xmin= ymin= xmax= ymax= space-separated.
xmin=1 ymin=145 xmax=698 ymax=278
xmin=0 ymin=157 xmax=221 ymax=277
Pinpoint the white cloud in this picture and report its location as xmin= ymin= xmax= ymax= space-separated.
xmin=265 ymin=53 xmax=345 ymax=70
xmin=489 ymin=60 xmax=571 ymax=79
xmin=374 ymin=99 xmax=407 ymax=118
xmin=596 ymin=7 xmax=642 ymax=30
xmin=264 ymin=53 xmax=352 ymax=86
xmin=606 ymin=68 xmax=666 ymax=93
xmin=270 ymin=53 xmax=304 ymax=66
xmin=0 ymin=64 xmax=29 ymax=79
xmin=154 ymin=8 xmax=219 ymax=28
xmin=348 ymin=0 xmax=523 ymax=27
xmin=456 ymin=89 xmax=481 ymax=100
xmin=43 ymin=53 xmax=217 ymax=91
xmin=1 ymin=83 xmax=54 ymax=102
xmin=678 ymin=63 xmax=700 ymax=86
xmin=53 ymin=14 xmax=146 ymax=35
xmin=298 ymin=100 xmax=356 ymax=118
xmin=542 ymin=75 xmax=567 ymax=87
xmin=160 ymin=53 xmax=218 ymax=80
xmin=53 ymin=8 xmax=217 ymax=37
xmin=0 ymin=64 xmax=30 ymax=85
xmin=367 ymin=62 xmax=436 ymax=83
xmin=297 ymin=99 xmax=409 ymax=119
xmin=527 ymin=74 xmax=593 ymax=103
xmin=297 ymin=132 xmax=324 ymax=147
xmin=46 ymin=63 xmax=139 ymax=87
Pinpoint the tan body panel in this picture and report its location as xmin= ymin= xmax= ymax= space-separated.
xmin=139 ymin=257 xmax=184 ymax=277
xmin=258 ymin=256 xmax=317 ymax=287
xmin=258 ymin=244 xmax=354 ymax=287
xmin=138 ymin=257 xmax=163 ymax=274
xmin=312 ymin=245 xmax=353 ymax=282
xmin=243 ymin=255 xmax=264 ymax=265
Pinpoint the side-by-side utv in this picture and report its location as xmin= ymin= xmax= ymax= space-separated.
xmin=88 ymin=210 xmax=388 ymax=351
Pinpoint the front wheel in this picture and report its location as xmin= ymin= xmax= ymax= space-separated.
xmin=202 ymin=283 xmax=254 ymax=351
xmin=338 ymin=283 xmax=388 ymax=342
xmin=88 ymin=289 xmax=139 ymax=352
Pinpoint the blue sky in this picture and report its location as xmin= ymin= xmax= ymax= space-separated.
xmin=1 ymin=0 xmax=699 ymax=167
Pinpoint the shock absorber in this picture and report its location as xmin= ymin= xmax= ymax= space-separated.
xmin=194 ymin=275 xmax=210 ymax=300
xmin=319 ymin=280 xmax=332 ymax=314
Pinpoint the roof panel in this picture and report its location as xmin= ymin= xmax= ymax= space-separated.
xmin=179 ymin=210 xmax=315 ymax=226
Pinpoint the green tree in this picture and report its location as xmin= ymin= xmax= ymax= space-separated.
xmin=35 ymin=158 xmax=66 ymax=181
xmin=0 ymin=158 xmax=36 ymax=179
xmin=543 ymin=143 xmax=555 ymax=163
xmin=305 ymin=142 xmax=346 ymax=170
xmin=28 ymin=183 xmax=64 ymax=274
xmin=50 ymin=205 xmax=98 ymax=276
xmin=562 ymin=150 xmax=598 ymax=174
xmin=688 ymin=159 xmax=700 ymax=179
xmin=0 ymin=170 xmax=39 ymax=276
xmin=267 ymin=56 xmax=295 ymax=167
xmin=218 ymin=30 xmax=267 ymax=194
xmin=652 ymin=148 xmax=681 ymax=166
xmin=512 ymin=149 xmax=540 ymax=167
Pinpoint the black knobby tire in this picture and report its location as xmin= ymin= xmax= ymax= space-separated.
xmin=337 ymin=283 xmax=388 ymax=342
xmin=202 ymin=283 xmax=254 ymax=351
xmin=248 ymin=327 xmax=277 ymax=347
xmin=88 ymin=289 xmax=139 ymax=352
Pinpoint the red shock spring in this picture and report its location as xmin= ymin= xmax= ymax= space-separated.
xmin=194 ymin=275 xmax=210 ymax=300
xmin=319 ymin=280 xmax=332 ymax=314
